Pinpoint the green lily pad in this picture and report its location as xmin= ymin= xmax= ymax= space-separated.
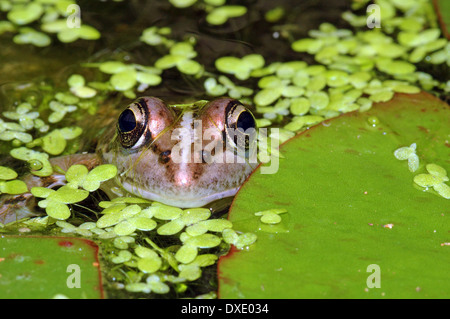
xmin=0 ymin=236 xmax=103 ymax=298
xmin=219 ymin=92 xmax=450 ymax=298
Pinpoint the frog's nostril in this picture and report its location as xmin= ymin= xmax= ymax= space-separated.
xmin=159 ymin=150 xmax=171 ymax=164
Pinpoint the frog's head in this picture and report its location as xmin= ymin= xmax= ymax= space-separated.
xmin=97 ymin=96 xmax=258 ymax=207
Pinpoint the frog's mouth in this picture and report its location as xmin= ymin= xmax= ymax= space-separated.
xmin=120 ymin=181 xmax=239 ymax=208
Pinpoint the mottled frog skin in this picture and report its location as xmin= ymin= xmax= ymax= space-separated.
xmin=0 ymin=97 xmax=258 ymax=223
xmin=98 ymin=97 xmax=258 ymax=207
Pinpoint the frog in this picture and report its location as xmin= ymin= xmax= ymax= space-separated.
xmin=0 ymin=96 xmax=259 ymax=224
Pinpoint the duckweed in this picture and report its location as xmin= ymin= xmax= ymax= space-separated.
xmin=206 ymin=5 xmax=247 ymax=26
xmin=10 ymin=147 xmax=53 ymax=177
xmin=414 ymin=164 xmax=450 ymax=199
xmin=255 ymin=208 xmax=288 ymax=225
xmin=215 ymin=54 xmax=265 ymax=81
xmin=0 ymin=166 xmax=28 ymax=195
xmin=394 ymin=143 xmax=419 ymax=172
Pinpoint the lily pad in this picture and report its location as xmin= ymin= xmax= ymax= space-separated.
xmin=0 ymin=236 xmax=103 ymax=298
xmin=218 ymin=92 xmax=450 ymax=298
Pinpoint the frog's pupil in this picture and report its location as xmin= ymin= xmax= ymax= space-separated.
xmin=236 ymin=111 xmax=255 ymax=132
xmin=118 ymin=109 xmax=136 ymax=132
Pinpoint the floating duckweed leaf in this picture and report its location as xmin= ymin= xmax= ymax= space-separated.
xmin=222 ymin=228 xmax=239 ymax=245
xmin=41 ymin=129 xmax=66 ymax=155
xmin=306 ymin=74 xmax=326 ymax=91
xmin=109 ymin=197 xmax=151 ymax=204
xmin=254 ymin=208 xmax=288 ymax=216
xmin=48 ymin=185 xmax=89 ymax=204
xmin=58 ymin=127 xmax=83 ymax=140
xmin=408 ymin=154 xmax=420 ymax=173
xmin=394 ymin=143 xmax=419 ymax=172
xmin=414 ymin=174 xmax=442 ymax=187
xmin=98 ymin=61 xmax=128 ymax=74
xmin=235 ymin=232 xmax=258 ymax=249
xmin=0 ymin=166 xmax=18 ymax=180
xmin=369 ymin=90 xmax=394 ymax=103
xmin=136 ymin=72 xmax=162 ymax=85
xmin=128 ymin=217 xmax=157 ymax=231
xmin=185 ymin=233 xmax=221 ymax=248
xmin=57 ymin=24 xmax=100 ymax=43
xmin=260 ymin=213 xmax=282 ymax=224
xmin=125 ymin=283 xmax=149 ymax=293
xmin=157 ymin=218 xmax=186 ymax=235
xmin=0 ymin=130 xmax=33 ymax=143
xmin=70 ymin=86 xmax=97 ymax=98
xmin=68 ymin=74 xmax=85 ymax=88
xmin=0 ymin=180 xmax=28 ymax=195
xmin=281 ymin=86 xmax=304 ymax=98
xmin=290 ymin=97 xmax=310 ymax=116
xmin=326 ymin=70 xmax=350 ymax=87
xmin=204 ymin=77 xmax=227 ymax=96
xmin=0 ymin=21 xmax=15 ymax=33
xmin=82 ymin=164 xmax=117 ymax=191
xmin=196 ymin=219 xmax=233 ymax=232
xmin=398 ymin=29 xmax=441 ymax=47
xmin=175 ymin=244 xmax=198 ymax=264
xmin=215 ymin=54 xmax=264 ymax=80
xmin=8 ymin=3 xmax=43 ymax=25
xmin=146 ymin=276 xmax=171 ymax=294
xmin=113 ymin=220 xmax=136 ymax=236
xmin=190 ymin=254 xmax=218 ymax=267
xmin=181 ymin=208 xmax=211 ymax=225
xmin=292 ymin=38 xmax=324 ymax=54
xmin=140 ymin=26 xmax=171 ymax=46
xmin=79 ymin=222 xmax=97 ymax=230
xmin=119 ymin=204 xmax=142 ymax=218
xmin=433 ymin=183 xmax=450 ymax=199
xmin=110 ymin=70 xmax=137 ymax=91
xmin=376 ymin=60 xmax=416 ymax=75
xmin=185 ymin=223 xmax=208 ymax=236
xmin=10 ymin=147 xmax=52 ymax=177
xmin=97 ymin=211 xmax=124 ymax=228
xmin=155 ymin=55 xmax=183 ymax=69
xmin=55 ymin=220 xmax=77 ymax=232
xmin=425 ymin=164 xmax=448 ymax=178
xmin=31 ymin=186 xmax=55 ymax=198
xmin=169 ymin=0 xmax=197 ymax=8
xmin=45 ymin=201 xmax=71 ymax=220
xmin=113 ymin=237 xmax=129 ymax=249
xmin=135 ymin=246 xmax=158 ymax=259
xmin=137 ymin=257 xmax=162 ymax=273
xmin=151 ymin=204 xmax=183 ymax=220
xmin=309 ymin=91 xmax=329 ymax=110
xmin=178 ymin=264 xmax=201 ymax=281
xmin=112 ymin=250 xmax=132 ymax=264
xmin=206 ymin=5 xmax=247 ymax=26
xmin=177 ymin=59 xmax=202 ymax=75
xmin=254 ymin=88 xmax=282 ymax=106
xmin=242 ymin=54 xmax=265 ymax=70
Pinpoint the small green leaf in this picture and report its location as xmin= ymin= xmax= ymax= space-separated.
xmin=46 ymin=202 xmax=71 ymax=220
xmin=0 ymin=166 xmax=18 ymax=180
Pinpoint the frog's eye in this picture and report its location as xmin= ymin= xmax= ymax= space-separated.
xmin=224 ymin=100 xmax=257 ymax=154
xmin=117 ymin=101 xmax=148 ymax=149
